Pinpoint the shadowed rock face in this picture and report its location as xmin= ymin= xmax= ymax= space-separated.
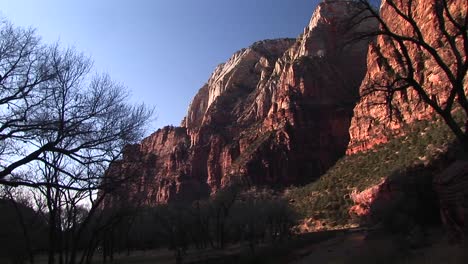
xmin=347 ymin=0 xmax=468 ymax=155
xmin=106 ymin=1 xmax=376 ymax=205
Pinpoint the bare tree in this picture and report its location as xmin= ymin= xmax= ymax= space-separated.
xmin=0 ymin=21 xmax=56 ymax=179
xmin=0 ymin=19 xmax=153 ymax=264
xmin=0 ymin=21 xmax=152 ymax=188
xmin=348 ymin=0 xmax=467 ymax=149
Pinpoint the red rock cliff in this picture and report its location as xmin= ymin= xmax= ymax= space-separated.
xmin=107 ymin=0 xmax=376 ymax=205
xmin=347 ymin=0 xmax=467 ymax=154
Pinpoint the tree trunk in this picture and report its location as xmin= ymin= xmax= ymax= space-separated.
xmin=48 ymin=210 xmax=56 ymax=264
xmin=8 ymin=196 xmax=35 ymax=264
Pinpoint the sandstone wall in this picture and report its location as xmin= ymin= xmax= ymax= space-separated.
xmin=106 ymin=0 xmax=376 ymax=205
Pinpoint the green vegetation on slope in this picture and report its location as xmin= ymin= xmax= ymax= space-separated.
xmin=287 ymin=115 xmax=463 ymax=226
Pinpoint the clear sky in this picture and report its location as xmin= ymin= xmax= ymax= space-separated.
xmin=0 ymin=0 xmax=320 ymax=133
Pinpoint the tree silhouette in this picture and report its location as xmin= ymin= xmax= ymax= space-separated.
xmin=0 ymin=19 xmax=153 ymax=264
xmin=0 ymin=21 xmax=153 ymax=189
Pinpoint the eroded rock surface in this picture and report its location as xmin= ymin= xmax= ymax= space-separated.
xmin=106 ymin=0 xmax=376 ymax=205
xmin=347 ymin=0 xmax=467 ymax=154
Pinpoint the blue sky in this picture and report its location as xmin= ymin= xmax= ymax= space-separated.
xmin=0 ymin=0 xmax=320 ymax=133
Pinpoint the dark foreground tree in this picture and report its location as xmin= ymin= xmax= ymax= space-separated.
xmin=0 ymin=19 xmax=153 ymax=264
xmin=348 ymin=0 xmax=467 ymax=149
xmin=0 ymin=186 xmax=47 ymax=264
xmin=0 ymin=20 xmax=152 ymax=188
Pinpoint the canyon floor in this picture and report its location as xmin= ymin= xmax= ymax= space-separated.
xmin=34 ymin=228 xmax=466 ymax=264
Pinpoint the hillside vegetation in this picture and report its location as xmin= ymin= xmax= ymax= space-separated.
xmin=287 ymin=113 xmax=464 ymax=227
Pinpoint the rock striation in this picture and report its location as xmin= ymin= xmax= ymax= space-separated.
xmin=347 ymin=0 xmax=467 ymax=154
xmin=106 ymin=0 xmax=376 ymax=205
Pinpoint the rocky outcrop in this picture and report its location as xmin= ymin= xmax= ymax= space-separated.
xmin=103 ymin=127 xmax=198 ymax=205
xmin=183 ymin=39 xmax=295 ymax=132
xmin=107 ymin=0 xmax=376 ymax=205
xmin=434 ymin=160 xmax=468 ymax=242
xmin=347 ymin=0 xmax=467 ymax=154
xmin=349 ymin=179 xmax=387 ymax=217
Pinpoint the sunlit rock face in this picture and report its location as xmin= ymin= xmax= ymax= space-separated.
xmin=106 ymin=0 xmax=376 ymax=205
xmin=347 ymin=0 xmax=468 ymax=155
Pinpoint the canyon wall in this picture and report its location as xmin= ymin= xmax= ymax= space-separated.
xmin=106 ymin=0 xmax=376 ymax=205
xmin=347 ymin=0 xmax=467 ymax=154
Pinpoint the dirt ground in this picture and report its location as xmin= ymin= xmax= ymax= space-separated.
xmin=30 ymin=228 xmax=468 ymax=264
xmin=291 ymin=228 xmax=468 ymax=264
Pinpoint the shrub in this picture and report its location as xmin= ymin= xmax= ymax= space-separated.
xmin=287 ymin=113 xmax=462 ymax=228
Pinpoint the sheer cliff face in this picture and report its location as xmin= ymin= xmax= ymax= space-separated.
xmin=347 ymin=0 xmax=467 ymax=154
xmin=108 ymin=1 xmax=376 ymax=205
xmin=184 ymin=39 xmax=295 ymax=130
